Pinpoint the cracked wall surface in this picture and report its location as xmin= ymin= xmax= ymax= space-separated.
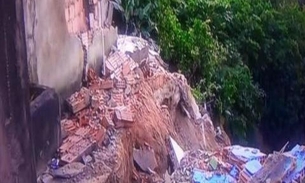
xmin=23 ymin=0 xmax=117 ymax=98
xmin=24 ymin=0 xmax=84 ymax=98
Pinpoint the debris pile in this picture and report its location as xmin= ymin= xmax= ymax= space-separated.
xmin=39 ymin=35 xmax=305 ymax=183
xmin=40 ymin=35 xmax=229 ymax=183
xmin=171 ymin=144 xmax=305 ymax=183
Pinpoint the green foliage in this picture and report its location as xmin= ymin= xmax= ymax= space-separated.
xmin=111 ymin=0 xmax=158 ymax=38
xmin=156 ymin=0 xmax=305 ymax=146
xmin=157 ymin=0 xmax=265 ymax=143
xmin=114 ymin=0 xmax=305 ymax=147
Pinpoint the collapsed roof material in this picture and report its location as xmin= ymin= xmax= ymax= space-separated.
xmin=172 ymin=144 xmax=305 ymax=183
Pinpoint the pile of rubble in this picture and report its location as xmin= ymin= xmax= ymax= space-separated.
xmin=39 ymin=35 xmax=229 ymax=183
xmin=171 ymin=144 xmax=305 ymax=183
xmin=38 ymin=35 xmax=305 ymax=183
xmin=37 ymin=34 xmax=305 ymax=183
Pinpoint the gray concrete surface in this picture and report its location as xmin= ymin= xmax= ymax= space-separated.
xmin=24 ymin=0 xmax=84 ymax=98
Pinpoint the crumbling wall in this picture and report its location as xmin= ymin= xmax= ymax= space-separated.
xmin=87 ymin=27 xmax=118 ymax=75
xmin=24 ymin=0 xmax=84 ymax=98
xmin=64 ymin=0 xmax=88 ymax=34
xmin=24 ymin=0 xmax=118 ymax=98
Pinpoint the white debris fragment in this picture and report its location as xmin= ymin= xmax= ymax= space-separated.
xmin=170 ymin=137 xmax=185 ymax=164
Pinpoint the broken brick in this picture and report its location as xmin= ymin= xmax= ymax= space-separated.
xmin=115 ymin=80 xmax=127 ymax=89
xmin=59 ymin=135 xmax=83 ymax=153
xmin=91 ymin=127 xmax=106 ymax=147
xmin=61 ymin=119 xmax=77 ymax=135
xmin=67 ymin=87 xmax=90 ymax=114
xmin=125 ymin=75 xmax=137 ymax=85
xmin=78 ymin=115 xmax=90 ymax=126
xmin=125 ymin=85 xmax=132 ymax=96
xmin=105 ymin=52 xmax=126 ymax=74
xmin=114 ymin=106 xmax=134 ymax=125
xmin=111 ymin=93 xmax=124 ymax=106
xmin=101 ymin=115 xmax=114 ymax=128
xmin=74 ymin=127 xmax=91 ymax=137
xmin=122 ymin=62 xmax=131 ymax=76
xmin=91 ymin=95 xmax=100 ymax=108
xmin=100 ymin=80 xmax=114 ymax=89
xmin=61 ymin=138 xmax=96 ymax=164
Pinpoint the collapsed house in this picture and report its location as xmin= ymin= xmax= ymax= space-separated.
xmin=37 ymin=35 xmax=229 ymax=183
xmin=37 ymin=35 xmax=305 ymax=183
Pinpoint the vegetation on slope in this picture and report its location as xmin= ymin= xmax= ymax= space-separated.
xmin=112 ymin=0 xmax=305 ymax=149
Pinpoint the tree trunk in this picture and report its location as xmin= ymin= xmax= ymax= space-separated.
xmin=0 ymin=0 xmax=37 ymax=182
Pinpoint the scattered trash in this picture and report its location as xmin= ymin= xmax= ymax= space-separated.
xmin=209 ymin=157 xmax=218 ymax=170
xmin=249 ymin=153 xmax=295 ymax=183
xmin=172 ymin=144 xmax=305 ymax=183
xmin=283 ymin=144 xmax=305 ymax=182
xmin=49 ymin=158 xmax=60 ymax=170
xmin=239 ymin=159 xmax=262 ymax=182
xmin=229 ymin=166 xmax=239 ymax=178
xmin=192 ymin=168 xmax=236 ymax=183
xmin=245 ymin=160 xmax=262 ymax=175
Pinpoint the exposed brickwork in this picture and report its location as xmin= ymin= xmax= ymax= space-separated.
xmin=65 ymin=0 xmax=113 ymax=34
xmin=65 ymin=0 xmax=88 ymax=34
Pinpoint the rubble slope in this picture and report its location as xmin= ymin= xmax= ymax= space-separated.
xmin=47 ymin=35 xmax=230 ymax=183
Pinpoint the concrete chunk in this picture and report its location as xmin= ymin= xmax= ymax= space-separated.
xmin=51 ymin=162 xmax=85 ymax=179
xmin=133 ymin=148 xmax=158 ymax=172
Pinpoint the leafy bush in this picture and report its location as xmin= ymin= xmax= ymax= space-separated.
xmin=111 ymin=0 xmax=158 ymax=38
xmin=157 ymin=0 xmax=305 ymax=146
xmin=157 ymin=0 xmax=265 ymax=143
xmin=113 ymin=0 xmax=305 ymax=147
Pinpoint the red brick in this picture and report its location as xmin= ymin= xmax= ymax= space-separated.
xmin=74 ymin=127 xmax=91 ymax=137
xmin=122 ymin=62 xmax=131 ymax=76
xmin=125 ymin=75 xmax=137 ymax=85
xmin=92 ymin=127 xmax=106 ymax=147
xmin=74 ymin=0 xmax=83 ymax=16
xmin=61 ymin=138 xmax=96 ymax=164
xmin=79 ymin=115 xmax=90 ymax=126
xmin=111 ymin=93 xmax=124 ymax=105
xmin=67 ymin=87 xmax=90 ymax=114
xmin=115 ymin=80 xmax=127 ymax=89
xmin=114 ymin=107 xmax=134 ymax=123
xmin=105 ymin=52 xmax=127 ymax=75
xmin=59 ymin=135 xmax=82 ymax=153
xmin=91 ymin=95 xmax=100 ymax=108
xmin=101 ymin=115 xmax=114 ymax=128
xmin=100 ymin=80 xmax=114 ymax=89
xmin=61 ymin=119 xmax=77 ymax=134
